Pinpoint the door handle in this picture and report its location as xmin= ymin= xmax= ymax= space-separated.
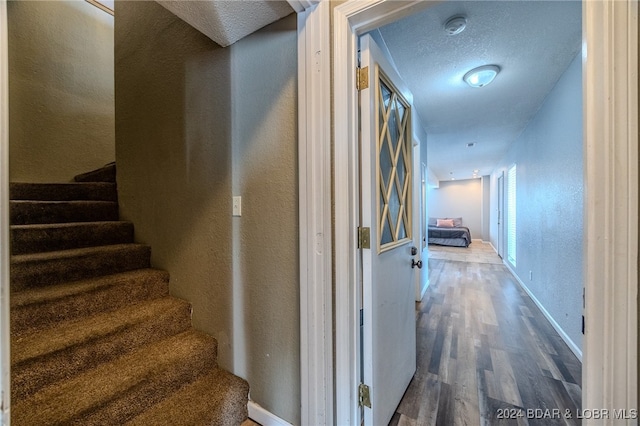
xmin=411 ymin=259 xmax=423 ymax=269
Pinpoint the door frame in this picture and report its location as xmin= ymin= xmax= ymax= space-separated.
xmin=0 ymin=0 xmax=10 ymax=423
xmin=497 ymin=171 xmax=504 ymax=259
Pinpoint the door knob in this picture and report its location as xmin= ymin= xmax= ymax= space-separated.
xmin=412 ymin=259 xmax=423 ymax=269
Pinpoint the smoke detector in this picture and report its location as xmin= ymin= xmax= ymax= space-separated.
xmin=444 ymin=16 xmax=467 ymax=36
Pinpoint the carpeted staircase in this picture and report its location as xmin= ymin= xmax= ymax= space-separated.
xmin=9 ymin=163 xmax=249 ymax=425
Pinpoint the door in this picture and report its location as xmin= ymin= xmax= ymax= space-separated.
xmin=359 ymin=34 xmax=417 ymax=426
xmin=497 ymin=172 xmax=504 ymax=259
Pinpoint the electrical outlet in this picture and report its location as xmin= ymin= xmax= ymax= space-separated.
xmin=232 ymin=196 xmax=242 ymax=216
xmin=529 ymin=270 xmax=533 ymax=281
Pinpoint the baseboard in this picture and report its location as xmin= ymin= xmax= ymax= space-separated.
xmin=503 ymin=262 xmax=583 ymax=362
xmin=248 ymin=401 xmax=292 ymax=426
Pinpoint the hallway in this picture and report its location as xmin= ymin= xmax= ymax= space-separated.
xmin=390 ymin=244 xmax=582 ymax=425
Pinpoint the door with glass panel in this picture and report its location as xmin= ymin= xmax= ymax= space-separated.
xmin=358 ymin=33 xmax=417 ymax=426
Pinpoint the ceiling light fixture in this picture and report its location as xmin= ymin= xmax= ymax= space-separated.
xmin=464 ymin=65 xmax=500 ymax=88
xmin=444 ymin=15 xmax=467 ymax=36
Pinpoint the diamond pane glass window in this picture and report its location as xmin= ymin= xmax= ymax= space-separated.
xmin=377 ymin=69 xmax=412 ymax=251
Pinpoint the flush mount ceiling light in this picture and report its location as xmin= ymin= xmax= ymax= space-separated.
xmin=464 ymin=65 xmax=500 ymax=88
xmin=444 ymin=15 xmax=467 ymax=35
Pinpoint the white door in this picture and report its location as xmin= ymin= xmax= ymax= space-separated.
xmin=359 ymin=34 xmax=417 ymax=426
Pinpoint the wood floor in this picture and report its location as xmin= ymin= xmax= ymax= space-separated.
xmin=390 ymin=243 xmax=582 ymax=426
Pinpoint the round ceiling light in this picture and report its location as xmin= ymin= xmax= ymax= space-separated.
xmin=463 ymin=65 xmax=501 ymax=88
xmin=444 ymin=16 xmax=467 ymax=35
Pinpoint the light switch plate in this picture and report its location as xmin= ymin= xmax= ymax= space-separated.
xmin=233 ymin=196 xmax=242 ymax=216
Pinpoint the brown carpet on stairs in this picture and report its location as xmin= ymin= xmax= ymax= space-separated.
xmin=10 ymin=163 xmax=249 ymax=425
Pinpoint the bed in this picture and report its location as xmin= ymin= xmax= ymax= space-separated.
xmin=428 ymin=217 xmax=472 ymax=247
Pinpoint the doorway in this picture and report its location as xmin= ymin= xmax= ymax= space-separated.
xmin=497 ymin=172 xmax=504 ymax=259
xmin=327 ymin=0 xmax=638 ymax=425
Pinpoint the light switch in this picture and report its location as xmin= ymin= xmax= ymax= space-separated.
xmin=232 ymin=196 xmax=242 ymax=216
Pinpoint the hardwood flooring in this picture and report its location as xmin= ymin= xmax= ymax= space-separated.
xmin=390 ymin=244 xmax=582 ymax=425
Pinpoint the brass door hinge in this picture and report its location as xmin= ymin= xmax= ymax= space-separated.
xmin=359 ymin=383 xmax=372 ymax=408
xmin=357 ymin=66 xmax=369 ymax=91
xmin=358 ymin=227 xmax=371 ymax=249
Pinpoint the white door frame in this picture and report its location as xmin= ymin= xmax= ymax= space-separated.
xmin=582 ymin=0 xmax=638 ymax=418
xmin=497 ymin=172 xmax=504 ymax=259
xmin=298 ymin=0 xmax=637 ymax=424
xmin=289 ymin=1 xmax=333 ymax=425
xmin=0 ymin=0 xmax=11 ymax=424
xmin=2 ymin=1 xmax=637 ymax=425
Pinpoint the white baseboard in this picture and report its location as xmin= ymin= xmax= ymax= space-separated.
xmin=248 ymin=401 xmax=292 ymax=426
xmin=503 ymin=263 xmax=583 ymax=362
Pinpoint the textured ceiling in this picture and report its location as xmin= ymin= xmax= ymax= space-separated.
xmin=157 ymin=0 xmax=294 ymax=47
xmin=377 ymin=1 xmax=582 ymax=182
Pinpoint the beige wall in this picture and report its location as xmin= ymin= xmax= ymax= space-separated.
xmin=115 ymin=2 xmax=299 ymax=423
xmin=428 ymin=178 xmax=483 ymax=240
xmin=8 ymin=1 xmax=114 ymax=182
xmin=230 ymin=15 xmax=300 ymax=424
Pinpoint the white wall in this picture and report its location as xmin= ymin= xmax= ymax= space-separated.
xmin=428 ymin=178 xmax=483 ymax=240
xmin=8 ymin=1 xmax=114 ymax=182
xmin=491 ymin=52 xmax=583 ymax=353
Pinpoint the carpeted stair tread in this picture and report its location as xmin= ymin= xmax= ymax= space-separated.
xmin=73 ymin=162 xmax=116 ymax=183
xmin=12 ymin=295 xmax=189 ymax=362
xmin=10 ymin=170 xmax=249 ymax=424
xmin=11 ymin=296 xmax=193 ymax=400
xmin=10 ymin=182 xmax=117 ymax=202
xmin=11 ymin=221 xmax=134 ymax=255
xmin=11 ymin=269 xmax=169 ymax=334
xmin=127 ymin=367 xmax=249 ymax=426
xmin=10 ymin=200 xmax=119 ymax=225
xmin=11 ymin=244 xmax=151 ymax=291
xmin=12 ymin=330 xmax=217 ymax=426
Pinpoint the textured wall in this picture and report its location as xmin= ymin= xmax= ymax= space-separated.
xmin=115 ymin=2 xmax=299 ymax=423
xmin=8 ymin=1 xmax=114 ymax=182
xmin=491 ymin=53 xmax=583 ymax=352
xmin=428 ymin=178 xmax=483 ymax=240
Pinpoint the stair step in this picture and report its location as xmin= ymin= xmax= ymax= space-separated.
xmin=12 ymin=296 xmax=193 ymax=401
xmin=127 ymin=367 xmax=249 ymax=426
xmin=12 ymin=330 xmax=217 ymax=425
xmin=74 ymin=162 xmax=116 ymax=183
xmin=11 ymin=269 xmax=169 ymax=335
xmin=10 ymin=182 xmax=117 ymax=202
xmin=10 ymin=200 xmax=119 ymax=225
xmin=11 ymin=244 xmax=151 ymax=291
xmin=11 ymin=221 xmax=134 ymax=255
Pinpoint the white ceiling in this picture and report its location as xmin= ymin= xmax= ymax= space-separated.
xmin=157 ymin=0 xmax=294 ymax=47
xmin=377 ymin=1 xmax=582 ymax=182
